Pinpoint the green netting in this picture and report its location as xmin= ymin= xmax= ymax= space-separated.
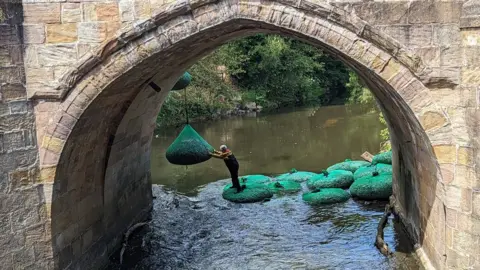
xmin=372 ymin=150 xmax=392 ymax=165
xmin=275 ymin=168 xmax=317 ymax=183
xmin=171 ymin=72 xmax=192 ymax=91
xmin=353 ymin=164 xmax=392 ymax=180
xmin=222 ymin=183 xmax=273 ymax=203
xmin=165 ymin=124 xmax=214 ymax=165
xmin=239 ymin=175 xmax=272 ymax=184
xmin=350 ymin=173 xmax=392 ymax=200
xmin=306 ymin=170 xmax=354 ymax=190
xmin=302 ymin=188 xmax=351 ymax=205
xmin=267 ymin=180 xmax=302 ymax=194
xmin=326 ymin=159 xmax=371 ymax=173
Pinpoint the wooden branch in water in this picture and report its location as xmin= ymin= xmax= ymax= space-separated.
xmin=120 ymin=222 xmax=149 ymax=265
xmin=375 ymin=203 xmax=394 ymax=256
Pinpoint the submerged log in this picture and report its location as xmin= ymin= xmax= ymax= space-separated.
xmin=375 ymin=203 xmax=394 ymax=256
xmin=120 ymin=222 xmax=149 ymax=265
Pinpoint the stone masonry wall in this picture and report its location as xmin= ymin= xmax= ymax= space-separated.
xmin=0 ymin=2 xmax=50 ymax=269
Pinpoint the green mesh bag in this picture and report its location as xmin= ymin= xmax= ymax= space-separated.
xmin=165 ymin=124 xmax=214 ymax=165
xmin=350 ymin=173 xmax=392 ymax=200
xmin=327 ymin=159 xmax=371 ymax=173
xmin=353 ymin=164 xmax=392 ymax=180
xmin=372 ymin=150 xmax=392 ymax=165
xmin=267 ymin=180 xmax=302 ymax=194
xmin=302 ymin=188 xmax=351 ymax=205
xmin=171 ymin=72 xmax=192 ymax=91
xmin=275 ymin=168 xmax=317 ymax=183
xmin=306 ymin=170 xmax=354 ymax=190
xmin=239 ymin=175 xmax=272 ymax=185
xmin=222 ymin=183 xmax=273 ymax=203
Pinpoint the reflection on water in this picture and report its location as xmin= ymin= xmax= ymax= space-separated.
xmin=151 ymin=104 xmax=383 ymax=196
xmin=106 ymin=104 xmax=422 ymax=270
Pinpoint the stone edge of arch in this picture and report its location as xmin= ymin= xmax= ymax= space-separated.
xmin=29 ymin=0 xmax=433 ymax=101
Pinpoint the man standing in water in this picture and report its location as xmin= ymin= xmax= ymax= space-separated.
xmin=210 ymin=145 xmax=244 ymax=193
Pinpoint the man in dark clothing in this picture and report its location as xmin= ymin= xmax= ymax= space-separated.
xmin=210 ymin=145 xmax=244 ymax=193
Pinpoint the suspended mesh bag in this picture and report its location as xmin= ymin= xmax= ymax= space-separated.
xmin=275 ymin=168 xmax=317 ymax=183
xmin=349 ymin=172 xmax=392 ymax=200
xmin=372 ymin=150 xmax=392 ymax=165
xmin=239 ymin=175 xmax=272 ymax=185
xmin=326 ymin=159 xmax=370 ymax=173
xmin=353 ymin=164 xmax=392 ymax=180
xmin=222 ymin=183 xmax=273 ymax=203
xmin=171 ymin=72 xmax=192 ymax=91
xmin=267 ymin=180 xmax=302 ymax=194
xmin=306 ymin=170 xmax=354 ymax=190
xmin=165 ymin=124 xmax=214 ymax=165
xmin=302 ymin=188 xmax=351 ymax=205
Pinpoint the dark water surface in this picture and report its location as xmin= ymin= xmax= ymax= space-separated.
xmin=108 ymin=105 xmax=423 ymax=270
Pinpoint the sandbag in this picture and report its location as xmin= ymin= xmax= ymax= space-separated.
xmin=222 ymin=183 xmax=273 ymax=203
xmin=165 ymin=124 xmax=214 ymax=165
xmin=327 ymin=159 xmax=370 ymax=173
xmin=302 ymin=188 xmax=351 ymax=205
xmin=353 ymin=164 xmax=392 ymax=180
xmin=275 ymin=168 xmax=317 ymax=183
xmin=307 ymin=170 xmax=354 ymax=190
xmin=171 ymin=72 xmax=192 ymax=91
xmin=350 ymin=173 xmax=392 ymax=200
xmin=239 ymin=175 xmax=272 ymax=184
xmin=372 ymin=150 xmax=392 ymax=165
xmin=267 ymin=180 xmax=302 ymax=194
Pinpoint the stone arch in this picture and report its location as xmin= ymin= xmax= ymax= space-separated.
xmin=37 ymin=1 xmax=450 ymax=269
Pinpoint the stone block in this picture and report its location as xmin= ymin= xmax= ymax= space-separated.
xmin=440 ymin=163 xmax=454 ymax=184
xmin=458 ymin=147 xmax=474 ymax=166
xmin=419 ymin=111 xmax=447 ymax=131
xmin=461 ymin=67 xmax=480 ymax=85
xmin=78 ymin=22 xmax=107 ymax=43
xmin=446 ymin=247 xmax=472 ymax=269
xmin=9 ymin=168 xmax=32 ymax=190
xmin=452 ymin=230 xmax=479 ymax=254
xmin=409 ymin=25 xmax=433 ymax=47
xmin=408 ymin=1 xmax=461 ymax=24
xmin=96 ymin=3 xmax=120 ymax=21
xmin=433 ymin=24 xmax=460 ymax=46
xmin=12 ymin=246 xmax=35 ymax=268
xmin=9 ymin=101 xmax=28 ymax=115
xmin=46 ymin=23 xmax=78 ymax=43
xmin=462 ymin=30 xmax=480 ymax=46
xmin=119 ymin=0 xmax=135 ymax=22
xmin=23 ymin=24 xmax=45 ymax=44
xmin=62 ymin=3 xmax=81 ymax=23
xmin=0 ymin=83 xmax=26 ymax=101
xmin=434 ymin=144 xmax=456 ymax=164
xmin=457 ymin=212 xmax=480 ymax=236
xmin=11 ymin=207 xmax=40 ymax=231
xmin=4 ymin=131 xmax=25 ymax=151
xmin=0 ymin=67 xmax=21 ymax=84
xmin=413 ymin=47 xmax=440 ymax=68
xmin=463 ymin=46 xmax=480 ymax=67
xmin=446 ymin=207 xmax=457 ymax=228
xmin=473 ymin=191 xmax=480 ymax=218
xmin=24 ymin=4 xmax=61 ymax=24
xmin=454 ymin=165 xmax=476 ymax=189
xmin=440 ymin=46 xmax=461 ymax=68
xmin=134 ymin=0 xmax=152 ymax=19
xmin=37 ymin=44 xmax=77 ymax=67
xmin=0 ymin=25 xmax=19 ymax=46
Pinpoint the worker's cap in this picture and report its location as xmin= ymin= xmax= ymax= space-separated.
xmin=220 ymin=145 xmax=228 ymax=150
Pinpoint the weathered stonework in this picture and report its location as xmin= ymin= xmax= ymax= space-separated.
xmin=0 ymin=0 xmax=479 ymax=269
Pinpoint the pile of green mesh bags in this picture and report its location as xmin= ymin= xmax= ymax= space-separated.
xmin=353 ymin=164 xmax=392 ymax=180
xmin=222 ymin=183 xmax=273 ymax=203
xmin=171 ymin=72 xmax=192 ymax=91
xmin=372 ymin=150 xmax=392 ymax=165
xmin=302 ymin=188 xmax=351 ymax=205
xmin=275 ymin=168 xmax=317 ymax=183
xmin=307 ymin=170 xmax=354 ymax=189
xmin=327 ymin=159 xmax=370 ymax=173
xmin=350 ymin=173 xmax=392 ymax=200
xmin=165 ymin=124 xmax=214 ymax=165
xmin=267 ymin=180 xmax=302 ymax=194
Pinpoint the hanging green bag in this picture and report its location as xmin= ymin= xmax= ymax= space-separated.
xmin=267 ymin=180 xmax=302 ymax=194
xmin=165 ymin=124 xmax=214 ymax=165
xmin=171 ymin=72 xmax=192 ymax=91
xmin=222 ymin=183 xmax=273 ymax=203
xmin=275 ymin=168 xmax=317 ymax=183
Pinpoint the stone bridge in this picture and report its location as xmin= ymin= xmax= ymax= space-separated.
xmin=1 ymin=0 xmax=480 ymax=269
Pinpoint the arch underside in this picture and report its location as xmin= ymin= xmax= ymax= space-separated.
xmin=38 ymin=1 xmax=449 ymax=269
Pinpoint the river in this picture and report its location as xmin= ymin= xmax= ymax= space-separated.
xmin=107 ymin=104 xmax=423 ymax=270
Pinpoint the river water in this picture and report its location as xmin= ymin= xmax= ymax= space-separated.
xmin=107 ymin=104 xmax=423 ymax=270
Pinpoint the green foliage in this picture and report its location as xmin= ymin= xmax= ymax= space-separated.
xmin=378 ymin=112 xmax=391 ymax=151
xmin=345 ymin=72 xmax=374 ymax=105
